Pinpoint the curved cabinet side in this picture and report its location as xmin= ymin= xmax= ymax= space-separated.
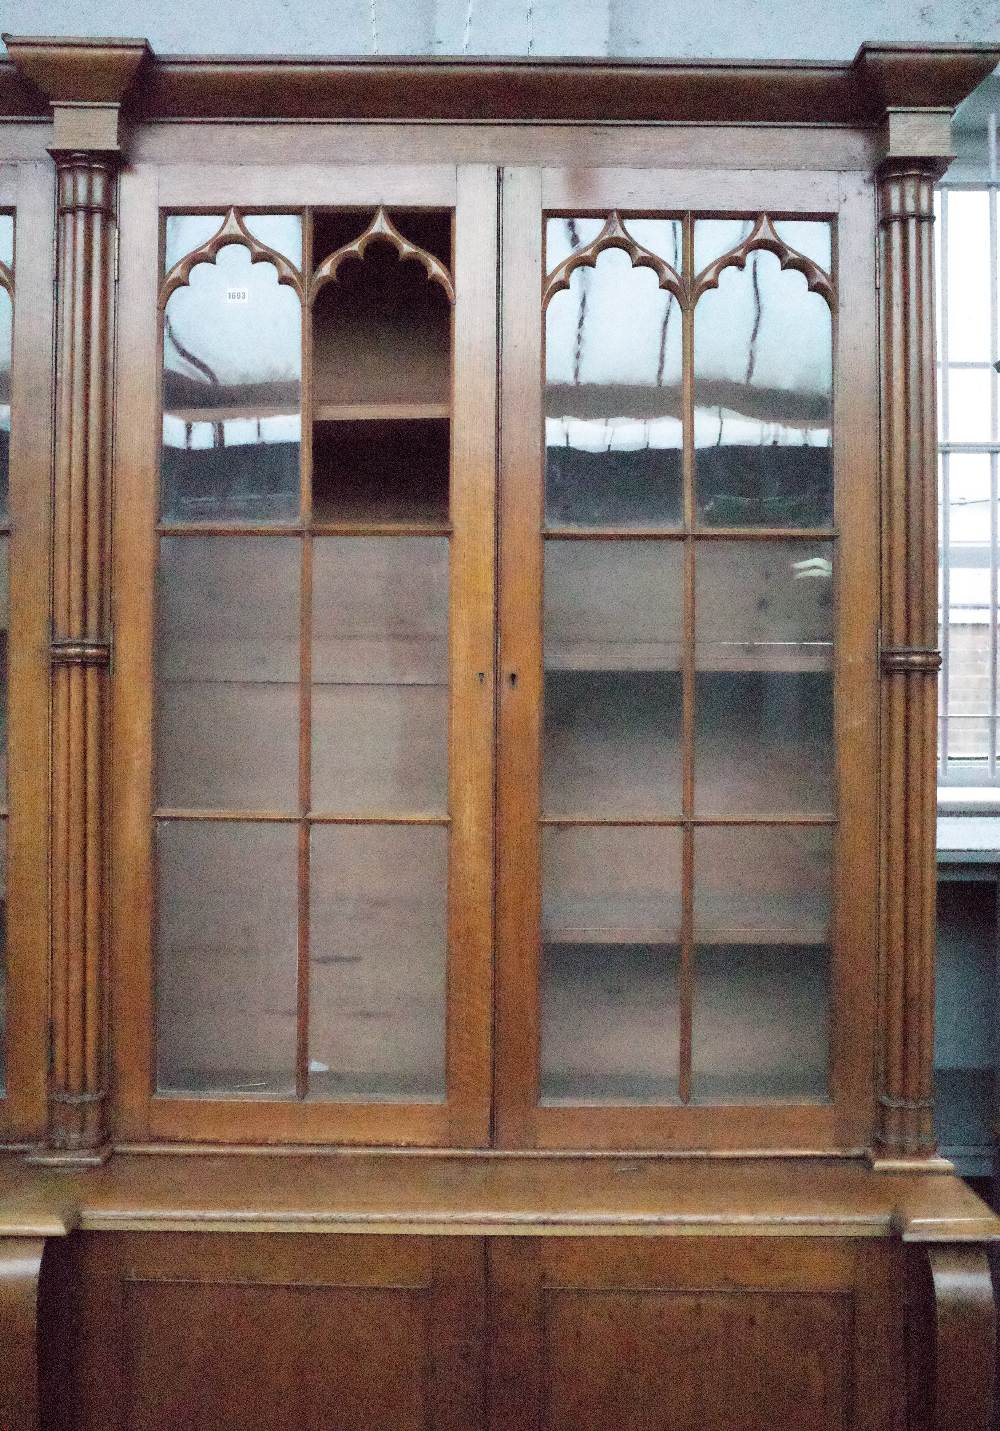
xmin=910 ymin=1243 xmax=997 ymax=1431
xmin=0 ymin=1236 xmax=46 ymax=1431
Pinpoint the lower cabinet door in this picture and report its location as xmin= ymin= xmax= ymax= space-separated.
xmin=52 ymin=1231 xmax=485 ymax=1431
xmin=488 ymin=1236 xmax=905 ymax=1431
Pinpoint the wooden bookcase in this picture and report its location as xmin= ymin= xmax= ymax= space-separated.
xmin=0 ymin=33 xmax=997 ymax=1431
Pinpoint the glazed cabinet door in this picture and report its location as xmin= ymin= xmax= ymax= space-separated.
xmin=496 ymin=166 xmax=880 ymax=1150
xmin=111 ymin=163 xmax=496 ymax=1146
xmin=47 ymin=1232 xmax=484 ymax=1431
xmin=488 ymin=1236 xmax=903 ymax=1431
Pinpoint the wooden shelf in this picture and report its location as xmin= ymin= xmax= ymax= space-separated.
xmin=313 ymin=402 xmax=450 ymax=422
xmin=546 ymin=644 xmax=831 ymax=674
xmin=165 ymin=403 xmax=297 ymax=424
xmin=543 ymin=894 xmax=829 ymax=946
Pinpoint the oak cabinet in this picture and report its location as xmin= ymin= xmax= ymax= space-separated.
xmin=0 ymin=33 xmax=998 ymax=1431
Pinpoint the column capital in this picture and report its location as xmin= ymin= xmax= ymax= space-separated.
xmin=1 ymin=34 xmax=149 ymax=156
xmin=876 ymin=108 xmax=954 ymax=179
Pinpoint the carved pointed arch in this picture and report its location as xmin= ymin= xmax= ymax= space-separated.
xmin=159 ymin=208 xmax=305 ymax=307
xmin=692 ymin=214 xmax=834 ymax=308
xmin=309 ymin=207 xmax=455 ymax=305
xmin=543 ymin=211 xmax=686 ymax=310
xmin=0 ymin=259 xmax=12 ymax=299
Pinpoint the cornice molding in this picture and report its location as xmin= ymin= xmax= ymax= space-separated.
xmin=0 ymin=39 xmax=996 ymax=127
xmin=1 ymin=35 xmax=149 ymax=104
xmin=1 ymin=35 xmax=149 ymax=152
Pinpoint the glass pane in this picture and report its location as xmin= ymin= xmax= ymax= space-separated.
xmin=946 ymin=191 xmax=991 ymax=363
xmin=694 ymin=218 xmax=753 ymax=271
xmin=0 ymin=537 xmax=7 ymax=803
xmin=695 ymin=541 xmax=834 ymax=815
xmin=693 ymin=825 xmax=831 ymax=1102
xmin=162 ymin=235 xmax=301 ymax=523
xmin=156 ymin=537 xmax=300 ymax=811
xmin=945 ymin=366 xmax=993 ymax=444
xmin=309 ymin=824 xmax=447 ymax=1101
xmin=542 ymin=826 xmax=682 ymax=1104
xmin=694 ymin=224 xmax=833 ymax=527
xmin=243 ymin=213 xmax=303 ymax=266
xmin=0 ymin=538 xmax=6 ymax=807
xmin=543 ymin=540 xmax=683 ymax=816
xmin=0 ymin=819 xmax=6 ymax=1093
xmin=156 ymin=820 xmax=298 ymax=1095
xmin=164 ymin=214 xmax=224 ymax=273
xmin=312 ymin=537 xmax=448 ymax=815
xmin=0 ymin=285 xmax=10 ymax=522
xmin=774 ymin=221 xmax=833 ymax=271
xmin=545 ymin=220 xmax=683 ymax=529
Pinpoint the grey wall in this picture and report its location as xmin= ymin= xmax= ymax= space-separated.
xmin=0 ymin=0 xmax=998 ymax=59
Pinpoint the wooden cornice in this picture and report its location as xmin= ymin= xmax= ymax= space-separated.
xmin=1 ymin=34 xmax=149 ymax=152
xmin=1 ymin=35 xmax=149 ymax=104
xmin=0 ymin=39 xmax=996 ymax=127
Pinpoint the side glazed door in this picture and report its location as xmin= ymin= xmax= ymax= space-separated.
xmin=111 ymin=161 xmax=497 ymax=1148
xmin=496 ymin=165 xmax=880 ymax=1152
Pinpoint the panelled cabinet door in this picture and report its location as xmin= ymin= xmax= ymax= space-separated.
xmin=62 ymin=1232 xmax=484 ymax=1431
xmin=496 ymin=167 xmax=880 ymax=1151
xmin=111 ymin=164 xmax=496 ymax=1146
xmin=488 ymin=1236 xmax=902 ymax=1431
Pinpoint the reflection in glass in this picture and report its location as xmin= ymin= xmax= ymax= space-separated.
xmin=0 ymin=215 xmax=10 ymax=1091
xmin=164 ymin=214 xmax=224 ymax=273
xmin=0 ymin=279 xmax=10 ymax=522
xmin=694 ymin=223 xmax=833 ymax=527
xmin=541 ymin=825 xmax=682 ymax=1103
xmin=545 ymin=220 xmax=683 ymax=528
xmin=0 ymin=821 xmax=6 ymax=1093
xmin=156 ymin=820 xmax=298 ymax=1095
xmin=693 ymin=825 xmax=831 ymax=1101
xmin=156 ymin=537 xmax=300 ymax=811
xmin=162 ymin=235 xmax=301 ymax=523
xmin=695 ymin=541 xmax=834 ymax=814
xmin=312 ymin=537 xmax=449 ymax=814
xmin=243 ymin=214 xmax=304 ymax=267
xmin=0 ymin=538 xmax=7 ymax=803
xmin=309 ymin=824 xmax=447 ymax=1101
xmin=543 ymin=541 xmax=683 ymax=816
xmin=693 ymin=218 xmax=752 ymax=272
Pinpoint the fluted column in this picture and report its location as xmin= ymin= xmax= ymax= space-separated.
xmin=876 ymin=148 xmax=949 ymax=1162
xmin=4 ymin=36 xmax=149 ymax=1161
xmin=46 ymin=152 xmax=118 ymax=1154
